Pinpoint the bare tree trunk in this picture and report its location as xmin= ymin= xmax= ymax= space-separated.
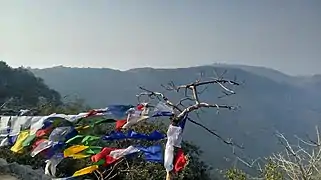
xmin=166 ymin=172 xmax=172 ymax=180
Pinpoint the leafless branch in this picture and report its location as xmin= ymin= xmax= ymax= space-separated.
xmin=176 ymin=97 xmax=194 ymax=108
xmin=137 ymin=87 xmax=176 ymax=108
xmin=186 ymin=117 xmax=243 ymax=149
xmin=213 ymin=68 xmax=228 ymax=80
xmin=268 ymin=127 xmax=321 ymax=180
xmin=93 ymin=158 xmax=126 ymax=180
xmin=158 ymin=78 xmax=239 ymax=121
xmin=226 ymin=144 xmax=267 ymax=175
xmin=94 ymin=171 xmax=102 ymax=179
xmin=176 ymin=102 xmax=236 ymax=121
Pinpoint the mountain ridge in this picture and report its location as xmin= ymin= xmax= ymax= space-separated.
xmin=31 ymin=64 xmax=321 ymax=87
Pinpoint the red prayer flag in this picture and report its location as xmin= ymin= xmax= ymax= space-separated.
xmin=91 ymin=147 xmax=117 ymax=163
xmin=105 ymin=155 xmax=119 ymax=166
xmin=173 ymin=148 xmax=188 ymax=172
xmin=115 ymin=119 xmax=127 ymax=130
xmin=85 ymin=109 xmax=107 ymax=118
xmin=85 ymin=110 xmax=97 ymax=117
xmin=137 ymin=104 xmax=144 ymax=111
xmin=36 ymin=127 xmax=53 ymax=137
xmin=31 ymin=139 xmax=49 ymax=156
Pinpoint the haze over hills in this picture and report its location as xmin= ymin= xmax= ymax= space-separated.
xmin=30 ymin=64 xmax=321 ymax=172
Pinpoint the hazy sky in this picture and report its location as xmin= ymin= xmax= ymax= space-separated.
xmin=0 ymin=0 xmax=320 ymax=75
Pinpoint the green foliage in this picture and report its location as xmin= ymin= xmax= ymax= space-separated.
xmin=225 ymin=168 xmax=247 ymax=180
xmin=224 ymin=160 xmax=284 ymax=180
xmin=263 ymin=160 xmax=284 ymax=180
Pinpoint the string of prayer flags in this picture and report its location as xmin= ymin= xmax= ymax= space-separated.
xmin=29 ymin=111 xmax=107 ymax=137
xmin=0 ymin=101 xmax=190 ymax=179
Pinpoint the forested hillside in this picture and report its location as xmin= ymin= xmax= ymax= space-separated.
xmin=0 ymin=61 xmax=61 ymax=110
xmin=31 ymin=65 xmax=321 ymax=172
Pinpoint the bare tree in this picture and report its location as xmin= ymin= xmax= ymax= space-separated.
xmin=136 ymin=70 xmax=242 ymax=179
xmin=268 ymin=126 xmax=321 ymax=180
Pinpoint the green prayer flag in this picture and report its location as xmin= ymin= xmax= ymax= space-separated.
xmin=85 ymin=147 xmax=102 ymax=154
xmin=66 ymin=135 xmax=84 ymax=144
xmin=82 ymin=136 xmax=100 ymax=145
xmin=93 ymin=159 xmax=105 ymax=166
xmin=22 ymin=134 xmax=36 ymax=147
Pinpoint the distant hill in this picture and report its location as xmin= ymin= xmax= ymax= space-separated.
xmin=211 ymin=63 xmax=300 ymax=84
xmin=31 ymin=64 xmax=321 ymax=172
xmin=0 ymin=61 xmax=61 ymax=110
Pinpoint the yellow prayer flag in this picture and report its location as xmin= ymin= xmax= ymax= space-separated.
xmin=72 ymin=165 xmax=99 ymax=177
xmin=10 ymin=130 xmax=30 ymax=153
xmin=64 ymin=145 xmax=89 ymax=157
xmin=69 ymin=153 xmax=91 ymax=159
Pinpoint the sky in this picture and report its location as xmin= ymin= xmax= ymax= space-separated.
xmin=0 ymin=0 xmax=320 ymax=75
